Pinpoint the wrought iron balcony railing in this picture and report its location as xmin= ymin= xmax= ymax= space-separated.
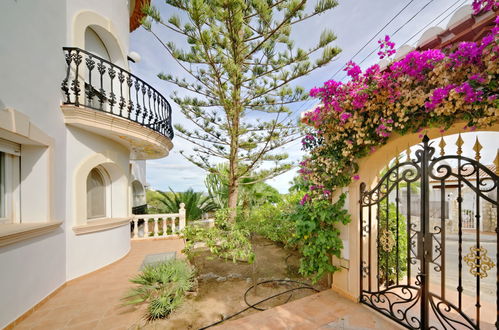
xmin=61 ymin=47 xmax=174 ymax=139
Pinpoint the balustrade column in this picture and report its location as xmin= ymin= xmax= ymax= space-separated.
xmin=133 ymin=218 xmax=139 ymax=239
xmin=153 ymin=218 xmax=159 ymax=237
xmin=144 ymin=218 xmax=149 ymax=237
xmin=179 ymin=203 xmax=186 ymax=232
xmin=162 ymin=217 xmax=167 ymax=237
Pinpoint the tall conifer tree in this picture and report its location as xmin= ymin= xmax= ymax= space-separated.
xmin=143 ymin=0 xmax=340 ymax=220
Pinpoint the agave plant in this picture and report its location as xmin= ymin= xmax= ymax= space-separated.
xmin=148 ymin=188 xmax=218 ymax=221
xmin=204 ymin=163 xmax=229 ymax=209
xmin=123 ymin=260 xmax=195 ymax=321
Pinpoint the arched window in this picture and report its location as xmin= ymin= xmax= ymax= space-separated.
xmin=85 ymin=27 xmax=111 ymax=61
xmin=87 ymin=167 xmax=106 ymax=219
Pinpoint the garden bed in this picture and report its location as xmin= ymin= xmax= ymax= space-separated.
xmin=140 ymin=235 xmax=328 ymax=329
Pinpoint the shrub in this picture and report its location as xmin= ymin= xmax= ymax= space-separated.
xmin=123 ymin=260 xmax=195 ymax=321
xmin=240 ymin=192 xmax=303 ymax=247
xmin=289 ymin=194 xmax=351 ymax=283
xmin=378 ymin=200 xmax=408 ymax=285
xmin=182 ymin=216 xmax=255 ymax=263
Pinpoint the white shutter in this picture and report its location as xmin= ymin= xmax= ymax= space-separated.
xmin=0 ymin=138 xmax=21 ymax=156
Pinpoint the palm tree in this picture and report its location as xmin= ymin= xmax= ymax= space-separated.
xmin=147 ymin=188 xmax=218 ymax=221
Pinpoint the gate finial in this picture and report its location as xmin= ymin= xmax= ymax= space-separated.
xmin=456 ymin=134 xmax=464 ymax=155
xmin=439 ymin=137 xmax=446 ymax=156
xmin=405 ymin=144 xmax=411 ymax=162
xmin=473 ymin=137 xmax=482 ymax=161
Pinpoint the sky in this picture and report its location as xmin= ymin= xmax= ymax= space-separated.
xmin=129 ymin=0 xmax=496 ymax=193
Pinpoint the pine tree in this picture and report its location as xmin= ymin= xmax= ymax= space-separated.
xmin=142 ymin=0 xmax=341 ymax=220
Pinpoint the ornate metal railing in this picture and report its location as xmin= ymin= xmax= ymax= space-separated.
xmin=61 ymin=47 xmax=173 ymax=139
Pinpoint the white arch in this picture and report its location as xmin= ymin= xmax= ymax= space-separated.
xmin=73 ymin=153 xmax=129 ymax=225
xmin=72 ymin=10 xmax=128 ymax=69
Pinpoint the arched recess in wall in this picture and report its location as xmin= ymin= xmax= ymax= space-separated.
xmin=131 ymin=179 xmax=146 ymax=208
xmin=355 ymin=122 xmax=499 ymax=191
xmin=74 ymin=153 xmax=129 ymax=226
xmin=338 ymin=121 xmax=499 ymax=300
xmin=72 ymin=10 xmax=127 ymax=68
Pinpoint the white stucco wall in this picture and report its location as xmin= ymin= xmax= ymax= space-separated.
xmin=65 ymin=127 xmax=131 ymax=279
xmin=0 ymin=0 xmax=135 ymax=327
xmin=67 ymin=224 xmax=130 ymax=280
xmin=0 ymin=1 xmax=68 ymax=327
xmin=131 ymin=160 xmax=147 ymax=185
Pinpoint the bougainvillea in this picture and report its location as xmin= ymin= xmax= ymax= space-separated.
xmin=472 ymin=0 xmax=499 ymax=14
xmin=301 ymin=12 xmax=499 ymax=194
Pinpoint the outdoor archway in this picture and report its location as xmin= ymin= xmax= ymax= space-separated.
xmin=351 ymin=125 xmax=498 ymax=329
xmin=298 ymin=4 xmax=498 ymax=329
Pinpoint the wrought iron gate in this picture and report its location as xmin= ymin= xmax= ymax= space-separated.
xmin=359 ymin=135 xmax=498 ymax=329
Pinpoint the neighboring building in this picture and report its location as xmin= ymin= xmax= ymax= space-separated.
xmin=0 ymin=0 xmax=174 ymax=327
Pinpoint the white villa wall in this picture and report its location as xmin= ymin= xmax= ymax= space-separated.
xmin=0 ymin=0 xmax=139 ymax=327
xmin=67 ymin=223 xmax=130 ymax=280
xmin=63 ymin=0 xmax=133 ymax=280
xmin=66 ymin=127 xmax=131 ymax=280
xmin=0 ymin=0 xmax=68 ymax=327
xmin=131 ymin=160 xmax=147 ymax=185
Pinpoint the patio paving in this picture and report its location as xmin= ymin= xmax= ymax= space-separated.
xmin=12 ymin=237 xmax=403 ymax=330
xmin=215 ymin=289 xmax=403 ymax=330
xmin=12 ymin=238 xmax=185 ymax=330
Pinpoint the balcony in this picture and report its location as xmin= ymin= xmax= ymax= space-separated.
xmin=61 ymin=47 xmax=173 ymax=159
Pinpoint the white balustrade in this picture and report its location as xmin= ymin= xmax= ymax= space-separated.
xmin=131 ymin=203 xmax=186 ymax=240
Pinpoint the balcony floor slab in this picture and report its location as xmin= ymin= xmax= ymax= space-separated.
xmin=62 ymin=105 xmax=173 ymax=160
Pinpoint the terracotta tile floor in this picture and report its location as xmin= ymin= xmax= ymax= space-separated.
xmin=216 ymin=290 xmax=403 ymax=330
xmin=13 ymin=238 xmax=185 ymax=330
xmin=14 ymin=238 xmax=403 ymax=330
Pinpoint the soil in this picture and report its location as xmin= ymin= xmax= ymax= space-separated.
xmin=138 ymin=235 xmax=328 ymax=329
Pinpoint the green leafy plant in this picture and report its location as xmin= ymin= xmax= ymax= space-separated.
xmin=378 ymin=200 xmax=408 ymax=285
xmin=205 ymin=163 xmax=230 ymax=209
xmin=182 ymin=213 xmax=255 ymax=263
xmin=240 ymin=192 xmax=303 ymax=247
xmin=147 ymin=188 xmax=217 ymax=221
xmin=123 ymin=260 xmax=195 ymax=321
xmin=289 ymin=194 xmax=351 ymax=283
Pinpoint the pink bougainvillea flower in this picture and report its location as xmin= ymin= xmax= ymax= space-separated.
xmin=344 ymin=61 xmax=362 ymax=81
xmin=472 ymin=0 xmax=498 ymax=15
xmin=352 ymin=175 xmax=360 ymax=181
xmin=339 ymin=112 xmax=352 ymax=122
xmin=300 ymin=194 xmax=311 ymax=205
xmin=301 ymin=22 xmax=498 ymax=199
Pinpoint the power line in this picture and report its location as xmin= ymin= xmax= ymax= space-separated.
xmin=404 ymin=0 xmax=467 ymax=46
xmin=296 ymin=0 xmax=469 ymax=114
xmin=337 ymin=0 xmax=466 ymax=81
xmin=328 ymin=0 xmax=416 ymax=81
xmin=353 ymin=0 xmax=439 ymax=70
xmin=293 ymin=0 xmax=416 ymax=115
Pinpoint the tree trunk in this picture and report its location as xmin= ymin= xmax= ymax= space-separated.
xmin=227 ymin=178 xmax=239 ymax=222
